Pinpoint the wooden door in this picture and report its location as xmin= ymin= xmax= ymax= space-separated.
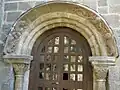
xmin=28 ymin=27 xmax=93 ymax=90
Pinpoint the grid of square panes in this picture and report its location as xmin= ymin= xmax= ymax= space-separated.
xmin=38 ymin=87 xmax=83 ymax=90
xmin=38 ymin=35 xmax=84 ymax=90
xmin=39 ymin=36 xmax=60 ymax=81
xmin=63 ymin=36 xmax=83 ymax=82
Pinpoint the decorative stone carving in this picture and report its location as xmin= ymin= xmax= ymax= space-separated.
xmin=3 ymin=1 xmax=118 ymax=57
xmin=89 ymin=56 xmax=116 ymax=90
xmin=3 ymin=55 xmax=33 ymax=90
xmin=4 ymin=20 xmax=29 ymax=54
xmin=94 ymin=66 xmax=108 ymax=81
xmin=12 ymin=64 xmax=29 ymax=75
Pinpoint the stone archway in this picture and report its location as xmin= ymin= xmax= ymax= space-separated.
xmin=3 ymin=1 xmax=118 ymax=90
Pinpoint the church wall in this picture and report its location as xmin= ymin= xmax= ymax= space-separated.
xmin=0 ymin=0 xmax=120 ymax=90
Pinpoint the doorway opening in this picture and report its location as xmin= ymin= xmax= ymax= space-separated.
xmin=29 ymin=27 xmax=93 ymax=90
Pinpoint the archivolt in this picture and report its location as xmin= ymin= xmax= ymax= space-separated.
xmin=4 ymin=1 xmax=118 ymax=57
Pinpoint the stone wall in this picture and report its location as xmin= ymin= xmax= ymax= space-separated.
xmin=0 ymin=0 xmax=120 ymax=90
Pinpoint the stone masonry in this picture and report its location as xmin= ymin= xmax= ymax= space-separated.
xmin=0 ymin=0 xmax=120 ymax=90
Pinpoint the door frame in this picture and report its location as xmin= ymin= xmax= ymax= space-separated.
xmin=3 ymin=1 xmax=118 ymax=90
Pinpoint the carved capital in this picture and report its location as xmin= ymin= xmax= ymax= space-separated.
xmin=93 ymin=65 xmax=108 ymax=80
xmin=3 ymin=55 xmax=33 ymax=75
xmin=13 ymin=63 xmax=29 ymax=75
xmin=89 ymin=56 xmax=115 ymax=81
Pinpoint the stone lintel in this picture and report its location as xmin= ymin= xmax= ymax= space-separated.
xmin=3 ymin=54 xmax=33 ymax=64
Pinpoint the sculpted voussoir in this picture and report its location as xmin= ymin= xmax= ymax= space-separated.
xmin=3 ymin=2 xmax=118 ymax=57
xmin=4 ymin=20 xmax=30 ymax=54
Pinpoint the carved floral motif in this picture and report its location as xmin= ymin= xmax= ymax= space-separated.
xmin=13 ymin=64 xmax=29 ymax=75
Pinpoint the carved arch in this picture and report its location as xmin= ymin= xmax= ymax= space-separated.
xmin=4 ymin=1 xmax=118 ymax=57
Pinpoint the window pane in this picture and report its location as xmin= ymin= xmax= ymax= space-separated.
xmin=77 ymin=74 xmax=83 ymax=81
xmin=63 ymin=73 xmax=68 ymax=80
xmin=48 ymin=47 xmax=52 ymax=53
xmin=52 ymin=87 xmax=57 ymax=90
xmin=41 ymin=46 xmax=45 ymax=53
xmin=40 ymin=63 xmax=44 ymax=70
xmin=71 ymin=39 xmax=76 ymax=45
xmin=78 ymin=56 xmax=83 ymax=63
xmin=64 ymin=47 xmax=69 ymax=53
xmin=64 ymin=36 xmax=69 ymax=44
xmin=78 ymin=65 xmax=83 ymax=72
xmin=53 ymin=64 xmax=57 ymax=71
xmin=46 ymin=55 xmax=52 ymax=62
xmin=46 ymin=64 xmax=51 ymax=71
xmin=53 ymin=73 xmax=58 ymax=80
xmin=71 ymin=56 xmax=76 ymax=62
xmin=46 ymin=73 xmax=51 ymax=80
xmin=39 ymin=72 xmax=44 ymax=79
xmin=70 ymin=74 xmax=75 ymax=81
xmin=70 ymin=46 xmax=76 ymax=53
xmin=63 ymin=88 xmax=68 ymax=90
xmin=38 ymin=87 xmax=43 ymax=90
xmin=45 ymin=87 xmax=51 ymax=90
xmin=54 ymin=47 xmax=59 ymax=53
xmin=70 ymin=64 xmax=75 ymax=71
xmin=48 ymin=39 xmax=53 ymax=45
xmin=40 ymin=55 xmax=45 ymax=62
xmin=53 ymin=55 xmax=59 ymax=62
xmin=63 ymin=64 xmax=69 ymax=71
xmin=55 ymin=37 xmax=59 ymax=45
xmin=64 ymin=55 xmax=69 ymax=62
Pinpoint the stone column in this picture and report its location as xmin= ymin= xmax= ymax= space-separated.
xmin=89 ymin=56 xmax=115 ymax=90
xmin=3 ymin=55 xmax=33 ymax=90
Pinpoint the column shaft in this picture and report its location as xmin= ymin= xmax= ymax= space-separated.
xmin=15 ymin=75 xmax=24 ymax=90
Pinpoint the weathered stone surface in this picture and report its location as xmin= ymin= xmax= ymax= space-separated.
xmin=6 ymin=12 xmax=21 ymax=22
xmin=114 ymin=29 xmax=120 ymax=37
xmin=109 ymin=66 xmax=120 ymax=81
xmin=4 ymin=3 xmax=17 ymax=11
xmin=0 ymin=62 xmax=10 ymax=90
xmin=0 ymin=13 xmax=2 ymax=28
xmin=98 ymin=7 xmax=108 ymax=14
xmin=0 ymin=32 xmax=7 ymax=42
xmin=2 ymin=24 xmax=12 ymax=34
xmin=108 ymin=0 xmax=120 ymax=5
xmin=5 ymin=0 xmax=20 ymax=1
xmin=0 ymin=0 xmax=3 ymax=30
xmin=3 ymin=55 xmax=33 ymax=90
xmin=109 ymin=5 xmax=120 ymax=13
xmin=109 ymin=81 xmax=120 ymax=90
xmin=35 ymin=1 xmax=48 ymax=6
xmin=102 ymin=15 xmax=120 ymax=28
xmin=0 ymin=0 xmax=120 ymax=90
xmin=0 ymin=44 xmax=4 ymax=53
xmin=98 ymin=0 xmax=107 ymax=6
xmin=89 ymin=56 xmax=115 ymax=90
xmin=83 ymin=1 xmax=96 ymax=10
xmin=18 ymin=2 xmax=32 ymax=11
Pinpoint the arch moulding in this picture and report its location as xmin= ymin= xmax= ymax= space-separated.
xmin=3 ymin=1 xmax=118 ymax=90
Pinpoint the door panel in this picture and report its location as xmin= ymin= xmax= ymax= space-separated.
xmin=29 ymin=27 xmax=93 ymax=90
